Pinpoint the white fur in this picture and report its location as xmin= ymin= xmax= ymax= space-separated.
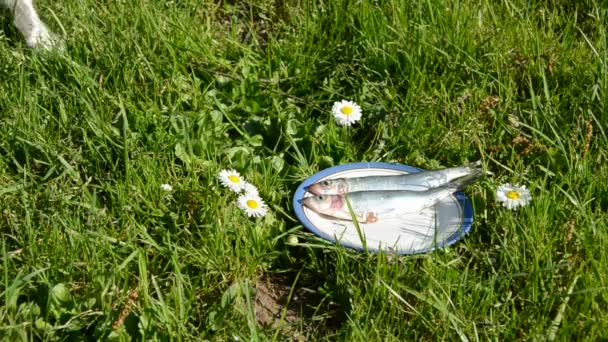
xmin=2 ymin=0 xmax=55 ymax=48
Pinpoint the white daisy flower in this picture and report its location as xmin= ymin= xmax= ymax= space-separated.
xmin=218 ymin=169 xmax=246 ymax=193
xmin=237 ymin=193 xmax=268 ymax=218
xmin=160 ymin=183 xmax=173 ymax=192
xmin=242 ymin=182 xmax=259 ymax=196
xmin=331 ymin=100 xmax=362 ymax=126
xmin=496 ymin=183 xmax=531 ymax=210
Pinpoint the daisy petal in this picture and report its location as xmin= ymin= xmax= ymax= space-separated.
xmin=496 ymin=183 xmax=531 ymax=210
xmin=219 ymin=169 xmax=246 ymax=193
xmin=331 ymin=100 xmax=362 ymax=126
xmin=242 ymin=182 xmax=259 ymax=196
xmin=237 ymin=193 xmax=268 ymax=218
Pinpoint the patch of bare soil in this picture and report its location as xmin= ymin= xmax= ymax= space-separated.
xmin=254 ymin=274 xmax=320 ymax=340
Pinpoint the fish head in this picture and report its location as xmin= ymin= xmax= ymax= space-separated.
xmin=301 ymin=194 xmax=344 ymax=215
xmin=306 ymin=179 xmax=348 ymax=195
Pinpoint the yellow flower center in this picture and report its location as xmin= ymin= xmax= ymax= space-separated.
xmin=228 ymin=175 xmax=241 ymax=184
xmin=246 ymin=199 xmax=259 ymax=209
xmin=506 ymin=190 xmax=520 ymax=200
xmin=340 ymin=106 xmax=353 ymax=116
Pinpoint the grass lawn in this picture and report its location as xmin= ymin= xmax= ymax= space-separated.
xmin=1 ymin=0 xmax=607 ymax=340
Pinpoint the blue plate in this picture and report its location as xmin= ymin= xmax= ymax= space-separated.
xmin=292 ymin=162 xmax=474 ymax=254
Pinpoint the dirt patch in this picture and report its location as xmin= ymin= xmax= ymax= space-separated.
xmin=254 ymin=274 xmax=319 ymax=338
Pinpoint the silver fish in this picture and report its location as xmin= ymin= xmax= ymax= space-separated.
xmin=306 ymin=161 xmax=485 ymax=195
xmin=301 ymin=174 xmax=480 ymax=223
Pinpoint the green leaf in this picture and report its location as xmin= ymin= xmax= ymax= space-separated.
xmin=20 ymin=302 xmax=41 ymax=319
xmin=209 ymin=110 xmax=224 ymax=126
xmin=50 ymin=283 xmax=72 ymax=305
xmin=2 ymin=268 xmax=47 ymax=311
xmin=271 ymin=155 xmax=285 ymax=172
xmin=223 ymin=146 xmax=251 ymax=160
xmin=247 ymin=134 xmax=264 ymax=147
xmin=286 ymin=119 xmax=302 ymax=136
xmin=35 ymin=318 xmax=53 ymax=332
xmin=174 ymin=143 xmax=191 ymax=165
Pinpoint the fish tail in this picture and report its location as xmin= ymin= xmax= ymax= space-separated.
xmin=467 ymin=160 xmax=482 ymax=169
xmin=446 ymin=170 xmax=485 ymax=191
xmin=465 ymin=160 xmax=494 ymax=176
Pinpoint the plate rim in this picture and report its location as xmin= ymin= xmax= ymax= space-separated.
xmin=292 ymin=162 xmax=474 ymax=254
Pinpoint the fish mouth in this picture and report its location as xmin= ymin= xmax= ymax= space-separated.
xmin=305 ymin=183 xmax=323 ymax=195
xmin=300 ymin=197 xmax=313 ymax=209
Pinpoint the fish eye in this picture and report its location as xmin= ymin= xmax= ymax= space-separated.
xmin=321 ymin=180 xmax=331 ymax=186
xmin=318 ymin=195 xmax=325 ymax=201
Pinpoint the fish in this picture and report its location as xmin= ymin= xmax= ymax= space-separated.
xmin=301 ymin=173 xmax=482 ymax=223
xmin=305 ymin=161 xmax=487 ymax=195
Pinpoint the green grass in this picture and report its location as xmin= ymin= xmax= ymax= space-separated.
xmin=1 ymin=0 xmax=607 ymax=340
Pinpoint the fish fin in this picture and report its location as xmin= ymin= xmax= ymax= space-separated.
xmin=387 ymin=207 xmax=437 ymax=238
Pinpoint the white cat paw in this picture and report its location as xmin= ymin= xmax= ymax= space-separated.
xmin=26 ymin=23 xmax=60 ymax=49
